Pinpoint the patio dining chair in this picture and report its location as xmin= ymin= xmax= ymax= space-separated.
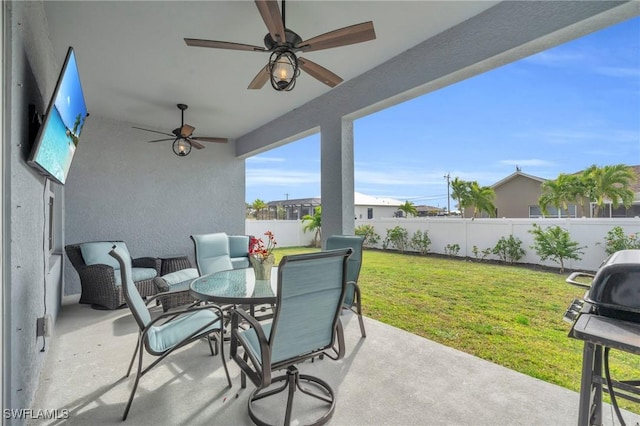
xmin=109 ymin=245 xmax=231 ymax=421
xmin=191 ymin=232 xmax=234 ymax=275
xmin=326 ymin=235 xmax=366 ymax=337
xmin=230 ymin=248 xmax=351 ymax=426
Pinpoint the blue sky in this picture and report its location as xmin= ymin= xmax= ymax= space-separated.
xmin=246 ymin=16 xmax=640 ymax=208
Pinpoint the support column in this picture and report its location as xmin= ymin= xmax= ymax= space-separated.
xmin=320 ymin=118 xmax=355 ymax=247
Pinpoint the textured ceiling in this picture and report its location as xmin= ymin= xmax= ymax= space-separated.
xmin=42 ymin=1 xmax=498 ymax=141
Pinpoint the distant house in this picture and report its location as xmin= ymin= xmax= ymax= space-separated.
xmin=266 ymin=192 xmax=403 ymax=220
xmin=479 ymin=165 xmax=640 ymax=219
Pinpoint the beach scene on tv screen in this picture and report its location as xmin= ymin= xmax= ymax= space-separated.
xmin=33 ymin=50 xmax=87 ymax=184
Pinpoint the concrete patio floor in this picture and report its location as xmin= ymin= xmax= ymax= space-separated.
xmin=30 ymin=296 xmax=639 ymax=426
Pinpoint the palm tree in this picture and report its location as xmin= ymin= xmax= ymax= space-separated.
xmin=468 ymin=181 xmax=496 ymax=218
xmin=398 ymin=200 xmax=418 ymax=217
xmin=582 ymin=164 xmax=637 ymax=217
xmin=450 ymin=177 xmax=472 ymax=218
xmin=302 ymin=206 xmax=322 ymax=247
xmin=538 ymin=173 xmax=584 ymax=217
xmin=251 ymin=199 xmax=268 ymax=220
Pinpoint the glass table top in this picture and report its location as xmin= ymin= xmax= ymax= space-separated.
xmin=190 ymin=267 xmax=278 ymax=304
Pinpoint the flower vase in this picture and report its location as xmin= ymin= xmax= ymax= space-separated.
xmin=250 ymin=255 xmax=275 ymax=281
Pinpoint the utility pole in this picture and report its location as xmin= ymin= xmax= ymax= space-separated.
xmin=444 ymin=173 xmax=450 ymax=215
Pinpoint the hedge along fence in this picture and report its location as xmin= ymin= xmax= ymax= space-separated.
xmin=247 ymin=217 xmax=640 ymax=272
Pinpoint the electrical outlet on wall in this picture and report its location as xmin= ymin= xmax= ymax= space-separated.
xmin=36 ymin=317 xmax=45 ymax=337
xmin=36 ymin=314 xmax=53 ymax=338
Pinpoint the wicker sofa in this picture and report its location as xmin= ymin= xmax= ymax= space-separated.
xmin=65 ymin=241 xmax=160 ymax=310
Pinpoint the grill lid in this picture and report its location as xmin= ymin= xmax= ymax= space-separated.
xmin=585 ymin=249 xmax=640 ymax=322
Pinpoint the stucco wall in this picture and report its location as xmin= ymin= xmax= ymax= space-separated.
xmin=63 ymin=116 xmax=246 ymax=295
xmin=5 ymin=0 xmax=62 ymax=416
xmin=494 ymin=175 xmax=545 ymax=218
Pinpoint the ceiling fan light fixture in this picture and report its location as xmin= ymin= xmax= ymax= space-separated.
xmin=269 ymin=49 xmax=299 ymax=91
xmin=172 ymin=137 xmax=192 ymax=157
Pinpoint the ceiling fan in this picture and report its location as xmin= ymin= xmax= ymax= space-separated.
xmin=133 ymin=104 xmax=227 ymax=156
xmin=184 ymin=0 xmax=376 ymax=91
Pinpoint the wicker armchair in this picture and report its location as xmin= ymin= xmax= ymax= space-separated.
xmin=65 ymin=242 xmax=160 ymax=310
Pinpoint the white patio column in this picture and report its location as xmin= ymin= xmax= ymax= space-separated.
xmin=320 ymin=118 xmax=355 ymax=246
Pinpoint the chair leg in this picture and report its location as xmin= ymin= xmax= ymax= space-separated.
xmin=284 ymin=369 xmax=297 ymax=426
xmin=354 ymin=287 xmax=366 ymax=338
xmin=123 ymin=343 xmax=145 ymax=421
xmin=218 ymin=330 xmax=232 ymax=388
xmin=248 ymin=367 xmax=336 ymax=426
xmin=125 ymin=334 xmax=142 ymax=377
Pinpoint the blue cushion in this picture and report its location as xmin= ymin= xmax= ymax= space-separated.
xmin=114 ymin=267 xmax=158 ymax=286
xmin=162 ymin=268 xmax=199 ymax=285
xmin=229 ymin=235 xmax=249 ymax=258
xmin=231 ymin=257 xmax=250 ymax=270
xmin=81 ymin=241 xmax=129 ymax=270
xmin=147 ymin=309 xmax=222 ymax=354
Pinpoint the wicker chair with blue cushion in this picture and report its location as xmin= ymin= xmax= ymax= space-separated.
xmin=230 ymin=248 xmax=351 ymax=426
xmin=326 ymin=235 xmax=366 ymax=337
xmin=109 ymin=245 xmax=231 ymax=421
xmin=65 ymin=241 xmax=160 ymax=310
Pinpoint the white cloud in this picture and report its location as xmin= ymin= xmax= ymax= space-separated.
xmin=594 ymin=66 xmax=640 ymax=78
xmin=246 ymin=168 xmax=319 ymax=186
xmin=523 ymin=51 xmax=585 ymax=67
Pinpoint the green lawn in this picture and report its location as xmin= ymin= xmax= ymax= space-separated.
xmin=274 ymin=246 xmax=640 ymax=413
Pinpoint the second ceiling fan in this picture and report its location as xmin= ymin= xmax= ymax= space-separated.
xmin=185 ymin=0 xmax=376 ymax=91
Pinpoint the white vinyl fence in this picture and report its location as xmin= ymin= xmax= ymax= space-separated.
xmin=247 ymin=217 xmax=640 ymax=272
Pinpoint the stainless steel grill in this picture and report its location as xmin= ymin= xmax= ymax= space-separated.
xmin=563 ymin=249 xmax=640 ymax=426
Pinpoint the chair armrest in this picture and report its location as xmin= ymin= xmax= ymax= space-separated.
xmin=324 ymin=319 xmax=346 ymax=361
xmin=132 ymin=257 xmax=161 ymax=272
xmin=76 ymin=263 xmax=117 ymax=285
xmin=230 ymin=308 xmax=273 ymax=387
xmin=153 ymin=277 xmax=170 ymax=293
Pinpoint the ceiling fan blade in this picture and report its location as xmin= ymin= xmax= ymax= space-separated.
xmin=180 ymin=124 xmax=195 ymax=138
xmin=146 ymin=138 xmax=175 ymax=143
xmin=298 ymin=57 xmax=343 ymax=88
xmin=248 ymin=65 xmax=270 ymax=90
xmin=132 ymin=126 xmax=174 ymax=137
xmin=189 ymin=139 xmax=206 ymax=150
xmin=191 ymin=137 xmax=228 ymax=143
xmin=296 ymin=21 xmax=376 ymax=52
xmin=184 ymin=38 xmax=266 ymax=52
xmin=255 ymin=0 xmax=286 ymax=44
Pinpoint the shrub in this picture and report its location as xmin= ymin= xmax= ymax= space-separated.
xmin=444 ymin=243 xmax=460 ymax=257
xmin=472 ymin=245 xmax=492 ymax=260
xmin=355 ymin=224 xmax=381 ymax=248
xmin=410 ymin=230 xmax=431 ymax=255
xmin=384 ymin=226 xmax=409 ymax=252
xmin=492 ymin=235 xmax=526 ymax=264
xmin=602 ymin=226 xmax=640 ymax=255
xmin=529 ymin=224 xmax=585 ymax=273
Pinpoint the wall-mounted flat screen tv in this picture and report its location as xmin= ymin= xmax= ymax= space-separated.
xmin=28 ymin=47 xmax=88 ymax=185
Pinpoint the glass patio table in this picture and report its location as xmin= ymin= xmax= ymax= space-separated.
xmin=189 ymin=267 xmax=278 ymax=313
